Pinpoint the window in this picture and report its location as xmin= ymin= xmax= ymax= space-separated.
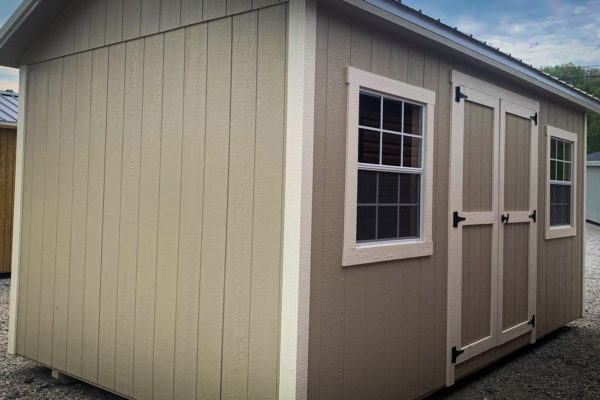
xmin=357 ymin=92 xmax=423 ymax=242
xmin=343 ymin=67 xmax=435 ymax=266
xmin=545 ymin=126 xmax=577 ymax=239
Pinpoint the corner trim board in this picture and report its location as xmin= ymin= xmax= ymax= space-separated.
xmin=279 ymin=0 xmax=316 ymax=399
xmin=8 ymin=65 xmax=27 ymax=354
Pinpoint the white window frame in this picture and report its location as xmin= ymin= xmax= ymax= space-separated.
xmin=545 ymin=125 xmax=577 ymax=239
xmin=343 ymin=67 xmax=435 ymax=266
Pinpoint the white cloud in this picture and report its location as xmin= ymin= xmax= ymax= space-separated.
xmin=0 ymin=67 xmax=18 ymax=92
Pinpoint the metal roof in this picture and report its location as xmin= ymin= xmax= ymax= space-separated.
xmin=588 ymin=152 xmax=600 ymax=162
xmin=0 ymin=0 xmax=599 ymax=113
xmin=0 ymin=91 xmax=18 ymax=127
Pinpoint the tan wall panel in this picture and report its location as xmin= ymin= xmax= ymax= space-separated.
xmin=21 ymin=0 xmax=288 ymax=65
xmin=502 ymin=223 xmax=529 ymax=330
xmin=504 ymin=113 xmax=531 ymax=211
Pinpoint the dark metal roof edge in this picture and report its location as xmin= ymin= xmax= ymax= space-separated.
xmin=0 ymin=0 xmax=42 ymax=50
xmin=359 ymin=0 xmax=600 ymax=113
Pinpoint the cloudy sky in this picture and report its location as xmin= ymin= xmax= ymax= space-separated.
xmin=0 ymin=0 xmax=599 ymax=92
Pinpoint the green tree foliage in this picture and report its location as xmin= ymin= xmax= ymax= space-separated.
xmin=541 ymin=63 xmax=600 ymax=154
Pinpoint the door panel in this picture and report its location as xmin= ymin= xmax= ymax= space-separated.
xmin=461 ymin=225 xmax=493 ymax=346
xmin=447 ymin=74 xmax=538 ymax=386
xmin=463 ymin=101 xmax=495 ymax=212
xmin=502 ymin=222 xmax=529 ymax=330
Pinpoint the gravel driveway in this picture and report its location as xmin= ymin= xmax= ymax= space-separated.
xmin=1 ymin=223 xmax=600 ymax=399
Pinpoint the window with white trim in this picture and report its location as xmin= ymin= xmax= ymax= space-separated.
xmin=545 ymin=125 xmax=577 ymax=240
xmin=549 ymin=137 xmax=572 ymax=226
xmin=343 ymin=67 xmax=435 ymax=266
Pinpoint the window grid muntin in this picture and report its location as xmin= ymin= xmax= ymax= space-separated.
xmin=358 ymin=90 xmax=424 ymax=171
xmin=357 ymin=90 xmax=425 ymax=243
xmin=549 ymin=137 xmax=573 ymax=227
xmin=356 ymin=171 xmax=421 ymax=243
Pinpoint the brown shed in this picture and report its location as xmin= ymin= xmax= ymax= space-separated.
xmin=0 ymin=0 xmax=598 ymax=399
xmin=0 ymin=91 xmax=17 ymax=274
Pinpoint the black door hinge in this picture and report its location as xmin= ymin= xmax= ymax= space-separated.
xmin=455 ymin=86 xmax=468 ymax=103
xmin=453 ymin=211 xmax=466 ymax=228
xmin=530 ymin=112 xmax=538 ymax=125
xmin=501 ymin=213 xmax=510 ymax=224
xmin=451 ymin=346 xmax=464 ymax=364
xmin=528 ymin=314 xmax=536 ymax=327
xmin=529 ymin=209 xmax=537 ymax=223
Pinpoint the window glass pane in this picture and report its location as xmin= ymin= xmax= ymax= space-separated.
xmin=357 ymin=170 xmax=377 ymax=203
xmin=551 ymin=138 xmax=557 ymax=159
xmin=382 ymin=133 xmax=402 ymax=166
xmin=557 ymin=161 xmax=564 ymax=181
xmin=557 ymin=140 xmax=564 ymax=160
xmin=359 ymin=92 xmax=380 ymax=128
xmin=359 ymin=129 xmax=380 ymax=164
xmin=550 ymin=160 xmax=556 ymax=181
xmin=550 ymin=205 xmax=559 ymax=226
xmin=382 ymin=98 xmax=403 ymax=132
xmin=561 ymin=184 xmax=571 ymax=204
xmin=550 ymin=183 xmax=571 ymax=227
xmin=378 ymin=206 xmax=398 ymax=239
xmin=561 ymin=205 xmax=570 ymax=225
xmin=399 ymin=173 xmax=420 ymax=204
xmin=357 ymin=206 xmax=376 ymax=241
xmin=403 ymin=102 xmax=422 ymax=135
xmin=565 ymin=163 xmax=571 ymax=181
xmin=398 ymin=206 xmax=419 ymax=238
xmin=403 ymin=136 xmax=421 ymax=168
xmin=378 ymin=172 xmax=398 ymax=203
xmin=564 ymin=142 xmax=572 ymax=161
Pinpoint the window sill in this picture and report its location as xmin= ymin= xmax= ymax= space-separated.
xmin=545 ymin=226 xmax=576 ymax=240
xmin=342 ymin=240 xmax=433 ymax=267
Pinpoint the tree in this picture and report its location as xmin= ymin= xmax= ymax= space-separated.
xmin=541 ymin=63 xmax=600 ymax=154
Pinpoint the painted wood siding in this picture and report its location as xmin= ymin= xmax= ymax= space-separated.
xmin=309 ymin=6 xmax=586 ymax=399
xmin=21 ymin=0 xmax=287 ymax=65
xmin=0 ymin=128 xmax=16 ymax=273
xmin=15 ymin=4 xmax=287 ymax=399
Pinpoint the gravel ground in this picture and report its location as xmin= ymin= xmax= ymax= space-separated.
xmin=430 ymin=222 xmax=600 ymax=400
xmin=1 ymin=223 xmax=600 ymax=399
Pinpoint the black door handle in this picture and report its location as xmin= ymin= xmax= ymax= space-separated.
xmin=501 ymin=213 xmax=510 ymax=224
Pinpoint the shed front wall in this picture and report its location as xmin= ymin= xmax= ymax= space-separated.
xmin=587 ymin=166 xmax=600 ymax=224
xmin=309 ymin=5 xmax=586 ymax=399
xmin=15 ymin=3 xmax=288 ymax=399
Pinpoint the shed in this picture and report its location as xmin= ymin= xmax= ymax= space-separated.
xmin=1 ymin=0 xmax=599 ymax=399
xmin=587 ymin=151 xmax=600 ymax=224
xmin=0 ymin=91 xmax=17 ymax=274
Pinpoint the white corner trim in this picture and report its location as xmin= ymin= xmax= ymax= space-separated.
xmin=279 ymin=0 xmax=316 ymax=399
xmin=544 ymin=125 xmax=578 ymax=240
xmin=582 ymin=116 xmax=587 ymax=317
xmin=8 ymin=65 xmax=27 ymax=354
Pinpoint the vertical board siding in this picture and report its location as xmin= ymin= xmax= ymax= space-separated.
xmin=0 ymin=128 xmax=17 ymax=274
xmin=21 ymin=0 xmax=288 ymax=65
xmin=16 ymin=5 xmax=287 ymax=400
xmin=310 ymin=7 xmax=586 ymax=399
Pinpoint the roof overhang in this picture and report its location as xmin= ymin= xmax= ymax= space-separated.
xmin=331 ymin=0 xmax=600 ymax=114
xmin=0 ymin=0 xmax=70 ymax=68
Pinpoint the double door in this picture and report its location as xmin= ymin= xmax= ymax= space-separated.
xmin=446 ymin=72 xmax=539 ymax=385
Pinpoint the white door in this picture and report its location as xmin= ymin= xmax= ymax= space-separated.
xmin=446 ymin=72 xmax=538 ymax=385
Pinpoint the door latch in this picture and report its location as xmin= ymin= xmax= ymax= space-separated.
xmin=501 ymin=213 xmax=510 ymax=224
xmin=453 ymin=211 xmax=466 ymax=228
xmin=529 ymin=209 xmax=536 ymax=223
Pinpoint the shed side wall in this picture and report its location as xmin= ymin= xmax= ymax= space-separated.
xmin=309 ymin=6 xmax=586 ymax=399
xmin=0 ymin=127 xmax=15 ymax=273
xmin=21 ymin=0 xmax=287 ymax=65
xmin=587 ymin=166 xmax=600 ymax=224
xmin=15 ymin=4 xmax=287 ymax=399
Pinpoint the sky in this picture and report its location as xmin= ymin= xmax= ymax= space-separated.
xmin=0 ymin=0 xmax=599 ymax=92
